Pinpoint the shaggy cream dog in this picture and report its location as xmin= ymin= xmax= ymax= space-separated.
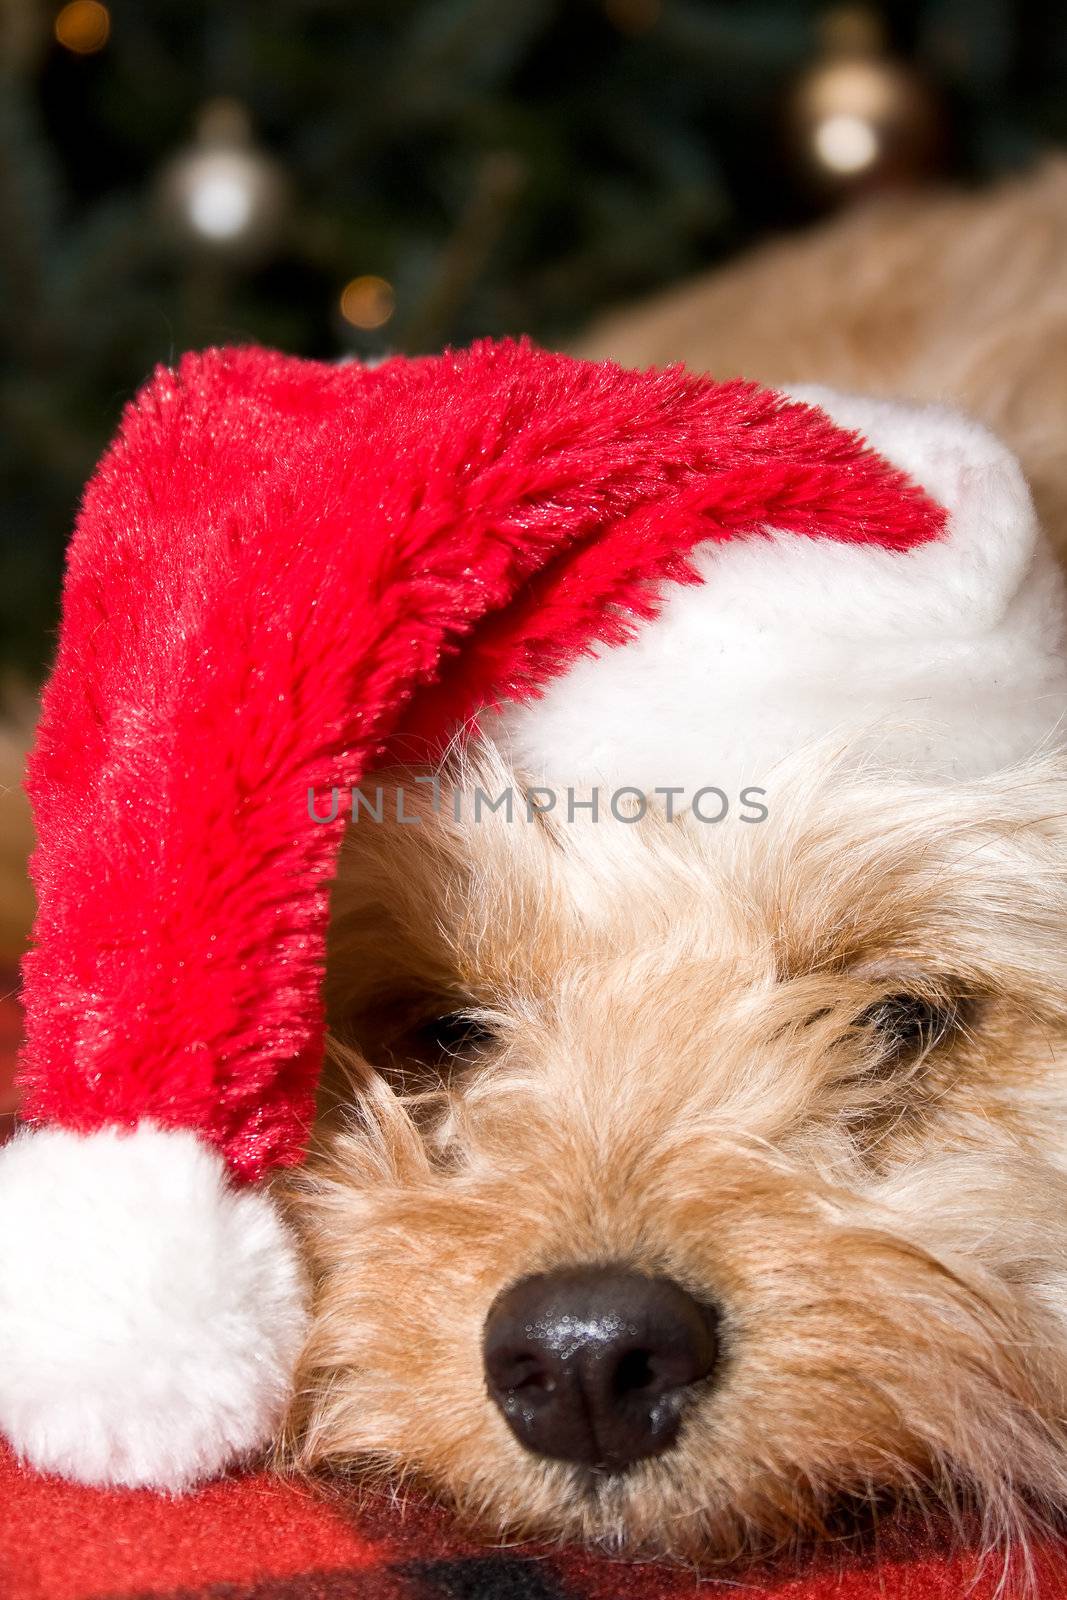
xmin=284 ymin=161 xmax=1067 ymax=1573
xmin=289 ymin=745 xmax=1067 ymax=1565
xmin=5 ymin=161 xmax=1067 ymax=1572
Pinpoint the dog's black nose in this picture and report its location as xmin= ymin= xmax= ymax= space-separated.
xmin=483 ymin=1266 xmax=719 ymax=1471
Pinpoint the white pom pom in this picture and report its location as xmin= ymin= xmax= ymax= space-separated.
xmin=0 ymin=1122 xmax=308 ymax=1490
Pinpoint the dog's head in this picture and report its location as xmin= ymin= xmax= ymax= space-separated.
xmin=286 ymin=745 xmax=1067 ymax=1563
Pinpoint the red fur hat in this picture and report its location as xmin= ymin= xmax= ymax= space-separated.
xmin=0 ymin=339 xmax=989 ymax=1491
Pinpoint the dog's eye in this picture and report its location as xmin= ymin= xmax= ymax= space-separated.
xmin=859 ymin=992 xmax=959 ymax=1059
xmin=412 ymin=1010 xmax=496 ymax=1062
xmin=373 ymin=1007 xmax=497 ymax=1092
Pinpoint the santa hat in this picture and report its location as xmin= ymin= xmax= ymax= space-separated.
xmin=1 ymin=340 xmax=1063 ymax=1493
xmin=498 ymin=384 xmax=1067 ymax=790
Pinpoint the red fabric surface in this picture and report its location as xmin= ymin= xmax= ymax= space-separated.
xmin=2 ymin=1445 xmax=1063 ymax=1600
xmin=19 ymin=340 xmax=943 ymax=1183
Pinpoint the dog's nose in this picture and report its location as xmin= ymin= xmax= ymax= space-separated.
xmin=483 ymin=1266 xmax=719 ymax=1470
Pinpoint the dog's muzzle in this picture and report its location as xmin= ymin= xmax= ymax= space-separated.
xmin=483 ymin=1266 xmax=720 ymax=1471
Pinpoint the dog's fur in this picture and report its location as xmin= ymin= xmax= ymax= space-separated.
xmin=0 ymin=161 xmax=1062 ymax=1565
xmin=284 ymin=160 xmax=1067 ymax=1572
xmin=287 ymin=743 xmax=1067 ymax=1566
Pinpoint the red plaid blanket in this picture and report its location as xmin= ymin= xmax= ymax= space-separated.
xmin=3 ymin=1445 xmax=1066 ymax=1600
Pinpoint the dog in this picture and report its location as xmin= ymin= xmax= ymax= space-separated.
xmin=0 ymin=160 xmax=1062 ymax=1566
xmin=281 ymin=161 xmax=1067 ymax=1572
xmin=287 ymin=739 xmax=1067 ymax=1566
xmin=278 ymin=178 xmax=1067 ymax=1587
xmin=282 ymin=163 xmax=1067 ymax=1571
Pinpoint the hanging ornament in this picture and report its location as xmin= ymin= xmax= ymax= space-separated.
xmin=155 ymin=100 xmax=290 ymax=265
xmin=784 ymin=7 xmax=943 ymax=200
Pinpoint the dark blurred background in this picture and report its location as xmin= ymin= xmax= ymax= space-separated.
xmin=3 ymin=0 xmax=1066 ymax=681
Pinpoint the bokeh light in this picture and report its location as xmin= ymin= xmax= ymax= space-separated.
xmin=184 ymin=158 xmax=258 ymax=241
xmin=54 ymin=0 xmax=110 ymax=55
xmin=813 ymin=112 xmax=880 ymax=173
xmin=340 ymin=276 xmax=396 ymax=330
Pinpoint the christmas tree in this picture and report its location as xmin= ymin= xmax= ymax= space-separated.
xmin=3 ymin=0 xmax=1064 ymax=678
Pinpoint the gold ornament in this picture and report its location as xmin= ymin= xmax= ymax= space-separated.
xmin=786 ymin=7 xmax=942 ymax=197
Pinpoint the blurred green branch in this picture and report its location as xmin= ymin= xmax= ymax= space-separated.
xmin=1 ymin=0 xmax=1061 ymax=677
